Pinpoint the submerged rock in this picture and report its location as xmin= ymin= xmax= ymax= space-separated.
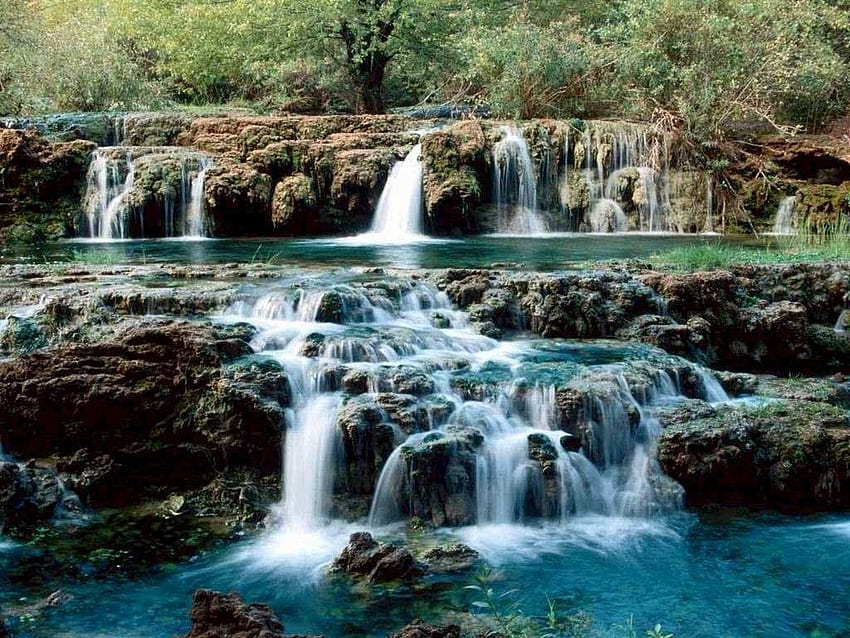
xmin=388 ymin=620 xmax=462 ymax=638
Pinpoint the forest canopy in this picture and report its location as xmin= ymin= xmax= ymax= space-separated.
xmin=2 ymin=0 xmax=849 ymax=140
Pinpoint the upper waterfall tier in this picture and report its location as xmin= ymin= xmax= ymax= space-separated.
xmin=420 ymin=119 xmax=714 ymax=235
xmin=81 ymin=146 xmax=213 ymax=240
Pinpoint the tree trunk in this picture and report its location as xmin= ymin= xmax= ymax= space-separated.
xmin=354 ymin=55 xmax=388 ymax=114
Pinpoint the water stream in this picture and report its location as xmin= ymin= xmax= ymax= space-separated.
xmin=772 ymin=195 xmax=798 ymax=235
xmin=362 ymin=143 xmax=426 ymax=242
xmin=493 ymin=127 xmax=548 ymax=234
xmin=81 ymin=148 xmax=213 ymax=240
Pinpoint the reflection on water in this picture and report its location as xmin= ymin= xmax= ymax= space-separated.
xmin=2 ymin=235 xmax=768 ymax=270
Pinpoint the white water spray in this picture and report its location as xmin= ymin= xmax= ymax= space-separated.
xmin=772 ymin=196 xmax=797 ymax=235
xmin=493 ymin=127 xmax=547 ymax=234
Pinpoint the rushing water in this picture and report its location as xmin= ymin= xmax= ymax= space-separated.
xmin=354 ymin=143 xmax=427 ymax=243
xmin=772 ymin=196 xmax=798 ymax=236
xmin=1 ymin=232 xmax=844 ymax=636
xmin=82 ymin=148 xmax=213 ymax=240
xmin=492 ymin=127 xmax=547 ymax=234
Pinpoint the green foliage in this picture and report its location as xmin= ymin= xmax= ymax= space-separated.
xmin=654 ymin=227 xmax=850 ymax=271
xmin=597 ymin=0 xmax=850 ymax=137
xmin=457 ymin=17 xmax=598 ymax=119
xmin=465 ymin=565 xmax=527 ymax=636
xmin=2 ymin=0 xmax=849 ymax=141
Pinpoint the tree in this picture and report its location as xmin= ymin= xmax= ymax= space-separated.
xmin=598 ymin=0 xmax=850 ymax=138
xmin=288 ymin=0 xmax=458 ymax=113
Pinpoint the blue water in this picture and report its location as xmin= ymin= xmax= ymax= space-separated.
xmin=0 ymin=235 xmax=766 ymax=270
xmin=3 ymin=512 xmax=849 ymax=637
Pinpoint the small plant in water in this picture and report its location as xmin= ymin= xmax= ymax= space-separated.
xmin=465 ymin=565 xmax=526 ymax=636
xmin=466 ymin=569 xmax=675 ymax=638
xmin=645 ymin=624 xmax=675 ymax=638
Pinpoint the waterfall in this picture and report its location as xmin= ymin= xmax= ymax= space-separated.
xmin=183 ymin=156 xmax=213 ymax=238
xmin=282 ymin=393 xmax=343 ymax=529
xmin=589 ymin=199 xmax=628 ymax=233
xmin=561 ymin=121 xmax=671 ymax=233
xmin=371 ymin=143 xmax=425 ymax=240
xmin=350 ymin=143 xmax=427 ymax=244
xmin=492 ymin=127 xmax=547 ymax=234
xmin=81 ymin=147 xmax=213 ymax=240
xmin=772 ymin=196 xmax=797 ymax=235
xmin=835 ymin=310 xmax=849 ymax=334
xmin=220 ymin=273 xmax=734 ymax=541
xmin=84 ymin=149 xmax=136 ymax=240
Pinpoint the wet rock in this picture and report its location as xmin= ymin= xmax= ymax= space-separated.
xmin=658 ymin=399 xmax=850 ymax=509
xmin=617 ymin=315 xmax=703 ymax=360
xmin=443 ymin=271 xmax=492 ymax=306
xmin=0 ymin=129 xmax=95 ymax=242
xmin=0 ymin=461 xmax=62 ymax=533
xmin=186 ymin=472 xmax=279 ymax=527
xmin=399 ymin=428 xmax=482 ymax=527
xmin=0 ymin=316 xmax=48 ymax=354
xmin=183 ymin=589 xmax=287 ymax=638
xmin=332 ymin=532 xmax=424 ymax=584
xmin=422 ymin=122 xmax=489 ymax=235
xmin=420 ymin=543 xmax=479 ymax=574
xmin=388 ymin=619 xmax=462 ymax=638
xmin=0 ymin=322 xmax=284 ymax=507
xmin=337 ymin=393 xmax=427 ymax=495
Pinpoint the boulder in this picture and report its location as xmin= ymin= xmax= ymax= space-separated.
xmin=658 ymin=399 xmax=850 ymax=508
xmin=420 ymin=543 xmax=479 ymax=574
xmin=331 ymin=532 xmax=423 ymax=584
xmin=182 ymin=589 xmax=287 ymax=638
xmin=0 ymin=322 xmax=284 ymax=506
xmin=0 ymin=128 xmax=95 ymax=241
xmin=0 ymin=461 xmax=62 ymax=533
xmin=398 ymin=428 xmax=482 ymax=527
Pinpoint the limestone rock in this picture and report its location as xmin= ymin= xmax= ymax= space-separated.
xmin=331 ymin=532 xmax=424 ymax=584
xmin=182 ymin=589 xmax=287 ymax=638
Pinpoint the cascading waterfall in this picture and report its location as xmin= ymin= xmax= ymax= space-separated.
xmin=704 ymin=178 xmax=716 ymax=234
xmin=364 ymin=143 xmax=426 ymax=242
xmin=561 ymin=122 xmax=673 ymax=233
xmin=81 ymin=147 xmax=213 ymax=240
xmin=492 ymin=127 xmax=547 ymax=234
xmin=84 ymin=149 xmax=136 ymax=240
xmin=220 ymin=274 xmax=731 ymax=541
xmin=772 ymin=196 xmax=798 ymax=235
xmin=836 ymin=310 xmax=849 ymax=334
xmin=183 ymin=156 xmax=213 ymax=238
